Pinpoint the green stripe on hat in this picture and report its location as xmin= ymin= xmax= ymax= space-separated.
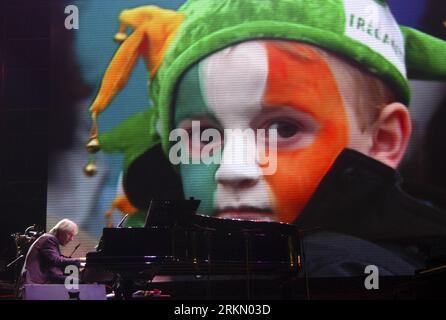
xmin=99 ymin=108 xmax=160 ymax=171
xmin=402 ymin=26 xmax=446 ymax=80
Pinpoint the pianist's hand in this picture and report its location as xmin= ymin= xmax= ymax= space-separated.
xmin=79 ymin=257 xmax=86 ymax=269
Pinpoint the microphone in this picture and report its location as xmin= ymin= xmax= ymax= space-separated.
xmin=69 ymin=243 xmax=81 ymax=258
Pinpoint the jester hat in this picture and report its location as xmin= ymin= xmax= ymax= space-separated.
xmin=89 ymin=0 xmax=446 ymax=209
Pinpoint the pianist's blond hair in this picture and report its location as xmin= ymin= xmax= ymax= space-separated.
xmin=49 ymin=219 xmax=78 ymax=237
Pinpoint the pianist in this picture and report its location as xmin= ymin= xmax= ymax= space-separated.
xmin=20 ymin=219 xmax=83 ymax=286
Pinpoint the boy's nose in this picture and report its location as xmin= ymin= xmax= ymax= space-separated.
xmin=215 ymin=130 xmax=262 ymax=188
xmin=216 ymin=169 xmax=259 ymax=188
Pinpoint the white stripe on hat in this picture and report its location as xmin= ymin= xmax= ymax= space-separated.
xmin=343 ymin=0 xmax=406 ymax=77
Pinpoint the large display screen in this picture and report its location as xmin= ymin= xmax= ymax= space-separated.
xmin=46 ymin=0 xmax=446 ymax=281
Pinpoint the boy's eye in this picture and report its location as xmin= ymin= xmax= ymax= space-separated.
xmin=254 ymin=106 xmax=321 ymax=150
xmin=184 ymin=124 xmax=223 ymax=153
xmin=199 ymin=127 xmax=220 ymax=146
xmin=268 ymin=121 xmax=300 ymax=139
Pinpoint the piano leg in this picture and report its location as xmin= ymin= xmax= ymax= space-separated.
xmin=113 ymin=275 xmax=134 ymax=300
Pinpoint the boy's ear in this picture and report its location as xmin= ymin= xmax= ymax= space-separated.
xmin=368 ymin=102 xmax=412 ymax=169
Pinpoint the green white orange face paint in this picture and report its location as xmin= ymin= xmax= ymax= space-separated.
xmin=172 ymin=40 xmax=349 ymax=223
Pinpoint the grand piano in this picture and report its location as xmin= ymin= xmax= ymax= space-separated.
xmin=82 ymin=200 xmax=302 ymax=299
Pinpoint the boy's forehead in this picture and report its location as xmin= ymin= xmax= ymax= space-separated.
xmin=174 ymin=41 xmax=268 ymax=125
xmin=200 ymin=41 xmax=268 ymax=119
xmin=174 ymin=40 xmax=344 ymax=124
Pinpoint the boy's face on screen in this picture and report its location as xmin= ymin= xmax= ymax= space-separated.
xmin=173 ymin=41 xmax=356 ymax=223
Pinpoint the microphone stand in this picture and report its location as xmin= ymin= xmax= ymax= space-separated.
xmin=6 ymin=255 xmax=24 ymax=269
xmin=69 ymin=243 xmax=81 ymax=258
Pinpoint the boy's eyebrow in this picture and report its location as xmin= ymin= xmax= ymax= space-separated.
xmin=257 ymin=104 xmax=320 ymax=126
xmin=259 ymin=105 xmax=283 ymax=113
xmin=260 ymin=102 xmax=320 ymax=119
xmin=176 ymin=112 xmax=221 ymax=127
xmin=260 ymin=104 xmax=305 ymax=113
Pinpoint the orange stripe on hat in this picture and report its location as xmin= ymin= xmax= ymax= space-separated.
xmin=105 ymin=194 xmax=138 ymax=228
xmin=90 ymin=6 xmax=184 ymax=114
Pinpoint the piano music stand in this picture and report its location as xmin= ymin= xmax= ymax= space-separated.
xmin=144 ymin=199 xmax=201 ymax=227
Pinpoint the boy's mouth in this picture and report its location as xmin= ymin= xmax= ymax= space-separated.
xmin=215 ymin=206 xmax=276 ymax=222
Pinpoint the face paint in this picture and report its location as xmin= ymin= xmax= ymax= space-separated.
xmin=174 ymin=64 xmax=218 ymax=215
xmin=173 ymin=41 xmax=349 ymax=223
xmin=201 ymin=43 xmax=276 ymax=221
xmin=174 ymin=42 xmax=275 ymax=220
xmin=262 ymin=42 xmax=349 ymax=223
